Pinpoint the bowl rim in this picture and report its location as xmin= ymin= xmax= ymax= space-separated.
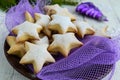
xmin=4 ymin=39 xmax=40 ymax=80
xmin=4 ymin=35 xmax=114 ymax=80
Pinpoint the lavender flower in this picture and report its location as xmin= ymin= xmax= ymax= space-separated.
xmin=76 ymin=2 xmax=108 ymax=21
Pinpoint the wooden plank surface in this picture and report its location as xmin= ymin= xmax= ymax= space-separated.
xmin=108 ymin=0 xmax=120 ymax=80
xmin=0 ymin=11 xmax=29 ymax=80
xmin=82 ymin=0 xmax=120 ymax=37
xmin=0 ymin=0 xmax=120 ymax=80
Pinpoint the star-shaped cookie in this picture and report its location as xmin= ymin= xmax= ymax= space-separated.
xmin=12 ymin=21 xmax=42 ymax=42
xmin=35 ymin=13 xmax=51 ymax=37
xmin=74 ymin=21 xmax=95 ymax=38
xmin=19 ymin=42 xmax=55 ymax=73
xmin=94 ymin=26 xmax=111 ymax=38
xmin=35 ymin=13 xmax=50 ymax=27
xmin=7 ymin=36 xmax=26 ymax=58
xmin=44 ymin=4 xmax=76 ymax=21
xmin=48 ymin=15 xmax=77 ymax=34
xmin=25 ymin=11 xmax=34 ymax=23
xmin=48 ymin=33 xmax=83 ymax=57
xmin=32 ymin=36 xmax=49 ymax=45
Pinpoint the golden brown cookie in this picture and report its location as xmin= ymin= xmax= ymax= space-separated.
xmin=48 ymin=33 xmax=83 ymax=57
xmin=25 ymin=11 xmax=34 ymax=23
xmin=35 ymin=13 xmax=51 ymax=37
xmin=44 ymin=4 xmax=76 ymax=21
xmin=48 ymin=15 xmax=77 ymax=34
xmin=12 ymin=21 xmax=42 ymax=42
xmin=7 ymin=36 xmax=26 ymax=58
xmin=32 ymin=36 xmax=49 ymax=45
xmin=20 ymin=42 xmax=55 ymax=73
xmin=94 ymin=26 xmax=111 ymax=38
xmin=74 ymin=21 xmax=95 ymax=38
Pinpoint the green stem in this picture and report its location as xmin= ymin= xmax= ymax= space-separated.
xmin=51 ymin=0 xmax=78 ymax=6
xmin=0 ymin=0 xmax=17 ymax=10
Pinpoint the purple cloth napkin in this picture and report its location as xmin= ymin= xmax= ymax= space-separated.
xmin=5 ymin=0 xmax=47 ymax=32
xmin=36 ymin=36 xmax=119 ymax=80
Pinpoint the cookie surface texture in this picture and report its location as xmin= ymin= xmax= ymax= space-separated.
xmin=48 ymin=33 xmax=83 ymax=57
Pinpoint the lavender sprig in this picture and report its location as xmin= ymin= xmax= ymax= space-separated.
xmin=76 ymin=2 xmax=108 ymax=21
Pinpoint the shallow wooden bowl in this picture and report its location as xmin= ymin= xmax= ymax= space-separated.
xmin=4 ymin=39 xmax=113 ymax=80
xmin=4 ymin=40 xmax=40 ymax=80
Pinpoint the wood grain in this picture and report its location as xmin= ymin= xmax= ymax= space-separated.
xmin=0 ymin=11 xmax=29 ymax=80
xmin=81 ymin=0 xmax=120 ymax=37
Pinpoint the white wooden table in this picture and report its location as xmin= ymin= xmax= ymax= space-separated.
xmin=0 ymin=0 xmax=120 ymax=80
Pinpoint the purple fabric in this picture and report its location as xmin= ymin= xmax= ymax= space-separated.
xmin=76 ymin=2 xmax=108 ymax=21
xmin=5 ymin=0 xmax=48 ymax=32
xmin=36 ymin=36 xmax=119 ymax=80
xmin=112 ymin=36 xmax=120 ymax=61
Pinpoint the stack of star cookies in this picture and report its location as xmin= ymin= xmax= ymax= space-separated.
xmin=6 ymin=4 xmax=110 ymax=74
